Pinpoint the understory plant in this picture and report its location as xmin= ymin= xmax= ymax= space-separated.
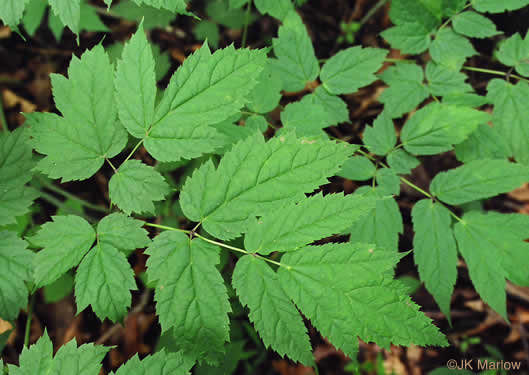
xmin=2 ymin=0 xmax=529 ymax=373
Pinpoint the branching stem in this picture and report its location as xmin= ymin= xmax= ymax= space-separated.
xmin=241 ymin=0 xmax=252 ymax=48
xmin=24 ymin=294 xmax=36 ymax=347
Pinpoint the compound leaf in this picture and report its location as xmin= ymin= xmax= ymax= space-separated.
xmin=496 ymin=32 xmax=529 ymax=77
xmin=130 ymin=0 xmax=189 ymax=12
xmin=0 ymin=128 xmax=38 ymax=226
xmin=75 ymin=243 xmax=137 ymax=322
xmin=245 ymin=193 xmax=376 ymax=254
xmin=280 ymin=100 xmax=329 ymax=136
xmin=429 ymin=28 xmax=476 ymax=69
xmin=180 ymin=133 xmax=351 ymax=240
xmin=471 ymin=0 xmax=529 ymax=13
xmin=270 ymin=12 xmax=319 ymax=91
xmin=379 ymin=63 xmax=429 ymax=118
xmin=278 ymin=242 xmax=447 ymax=359
xmin=320 ymin=46 xmax=387 ymax=95
xmin=0 ymin=231 xmax=33 ymax=321
xmin=401 ymin=103 xmax=490 ymax=155
xmin=452 ymin=11 xmax=500 ymax=38
xmin=232 ymin=255 xmax=313 ymax=365
xmin=381 ymin=23 xmax=432 ymax=54
xmin=254 ymin=0 xmax=294 ymax=20
xmin=8 ymin=331 xmax=110 ymax=375
xmin=389 ymin=0 xmax=441 ymax=30
xmin=487 ymin=79 xmax=529 ymax=164
xmin=426 ymin=62 xmax=473 ymax=96
xmin=97 ymin=213 xmax=151 ymax=255
xmin=109 ymin=160 xmax=170 ymax=215
xmin=454 ymin=124 xmax=510 ymax=163
xmin=0 ymin=0 xmax=29 ymax=28
xmin=363 ymin=111 xmax=397 ymax=156
xmin=338 ymin=156 xmax=377 ymax=181
xmin=48 ymin=0 xmax=81 ymax=34
xmin=146 ymin=44 xmax=266 ymax=161
xmin=349 ymin=187 xmax=403 ymax=253
xmin=27 ymin=45 xmax=127 ymax=182
xmin=115 ymin=22 xmax=157 ymax=139
xmin=32 ymin=215 xmax=95 ymax=287
xmin=430 ymin=159 xmax=528 ymax=205
xmin=412 ymin=199 xmax=457 ymax=321
xmin=112 ymin=351 xmax=194 ymax=375
xmin=387 ymin=149 xmax=420 ymax=175
xmin=145 ymin=232 xmax=230 ymax=365
xmin=375 ymin=168 xmax=401 ymax=196
xmin=247 ymin=64 xmax=282 ymax=114
xmin=300 ymin=86 xmax=350 ymax=126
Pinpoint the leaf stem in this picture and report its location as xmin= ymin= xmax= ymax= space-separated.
xmin=143 ymin=222 xmax=288 ymax=267
xmin=241 ymin=0 xmax=252 ymax=48
xmin=120 ymin=139 xmax=145 ymax=170
xmin=24 ymin=294 xmax=36 ymax=347
xmin=462 ymin=66 xmax=529 ymax=83
xmin=399 ymin=176 xmax=432 ymax=198
xmin=37 ymin=190 xmax=97 ymax=223
xmin=37 ymin=177 xmax=109 ymax=213
xmin=357 ymin=0 xmax=387 ymax=29
xmin=106 ymin=158 xmax=118 ymax=174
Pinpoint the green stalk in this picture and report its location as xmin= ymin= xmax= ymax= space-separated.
xmin=24 ymin=294 xmax=36 ymax=347
xmin=241 ymin=0 xmax=252 ymax=48
xmin=38 ymin=178 xmax=109 ymax=213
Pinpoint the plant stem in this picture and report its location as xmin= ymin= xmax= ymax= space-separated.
xmin=357 ymin=0 xmax=387 ymax=29
xmin=37 ymin=190 xmax=97 ymax=223
xmin=462 ymin=66 xmax=529 ymax=83
xmin=106 ymin=158 xmax=118 ymax=174
xmin=0 ymin=94 xmax=7 ymax=132
xmin=241 ymin=0 xmax=252 ymax=48
xmin=120 ymin=139 xmax=145 ymax=170
xmin=37 ymin=177 xmax=109 ymax=213
xmin=24 ymin=294 xmax=36 ymax=347
xmin=143 ymin=222 xmax=288 ymax=268
xmin=399 ymin=176 xmax=432 ymax=198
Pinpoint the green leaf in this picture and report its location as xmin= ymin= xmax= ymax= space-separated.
xmin=429 ymin=28 xmax=476 ymax=69
xmin=338 ymin=156 xmax=377 ymax=181
xmin=254 ymin=0 xmax=294 ymax=20
xmin=443 ymin=0 xmax=468 ymax=16
xmin=43 ymin=272 xmax=74 ymax=303
xmin=471 ymin=0 xmax=529 ymax=13
xmin=193 ymin=21 xmax=220 ymax=49
xmin=280 ymin=101 xmax=328 ymax=136
xmin=387 ymin=149 xmax=420 ymax=174
xmin=0 ymin=128 xmax=38 ymax=226
xmin=115 ymin=22 xmax=157 ymax=139
xmin=278 ymin=242 xmax=447 ymax=359
xmin=426 ymin=62 xmax=473 ymax=96
xmin=452 ymin=11 xmax=500 ymax=38
xmin=442 ymin=92 xmax=489 ymax=107
xmin=245 ymin=193 xmax=375 ymax=254
xmin=401 ymin=103 xmax=490 ymax=155
xmin=8 ymin=330 xmax=53 ymax=375
xmin=270 ymin=11 xmax=319 ymax=91
xmin=75 ymin=242 xmax=136 ymax=322
xmin=79 ymin=3 xmax=109 ymax=32
xmin=229 ymin=0 xmax=248 ymax=8
xmin=27 ymin=45 xmax=127 ymax=182
xmin=111 ymin=351 xmax=194 ymax=375
xmin=97 ymin=213 xmax=151 ymax=255
xmin=206 ymin=0 xmax=255 ymax=29
xmin=32 ymin=215 xmax=96 ymax=287
xmin=430 ymin=159 xmax=528 ymax=205
xmin=247 ymin=64 xmax=282 ymax=114
xmin=111 ymin=1 xmax=174 ymax=30
xmin=454 ymin=124 xmax=511 ymax=163
xmin=109 ymin=160 xmax=170 ymax=215
xmin=130 ymin=0 xmax=189 ymax=12
xmin=349 ymin=187 xmax=403 ymax=252
xmin=9 ymin=331 xmax=110 ymax=375
xmin=48 ymin=0 xmax=80 ymax=34
xmin=0 ymin=231 xmax=33 ymax=321
xmin=180 ymin=133 xmax=351 ymax=240
xmin=381 ymin=23 xmax=432 ymax=54
xmin=496 ymin=32 xmax=529 ymax=77
xmin=389 ymin=0 xmax=441 ymax=29
xmin=487 ymin=79 xmax=529 ymax=164
xmin=379 ymin=63 xmax=429 ymax=118
xmin=454 ymin=213 xmax=509 ymax=319
xmin=147 ymin=45 xmax=266 ymax=161
xmin=299 ymin=86 xmax=350 ymax=126
xmin=363 ymin=111 xmax=397 ymax=156
xmin=375 ymin=168 xmax=400 ymax=196
xmin=412 ymin=199 xmax=457 ymax=321
xmin=21 ymin=0 xmax=47 ymax=36
xmin=145 ymin=232 xmax=230 ymax=365
xmin=0 ymin=0 xmax=29 ymax=28
xmin=232 ymin=256 xmax=313 ymax=365
xmin=320 ymin=46 xmax=387 ymax=95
